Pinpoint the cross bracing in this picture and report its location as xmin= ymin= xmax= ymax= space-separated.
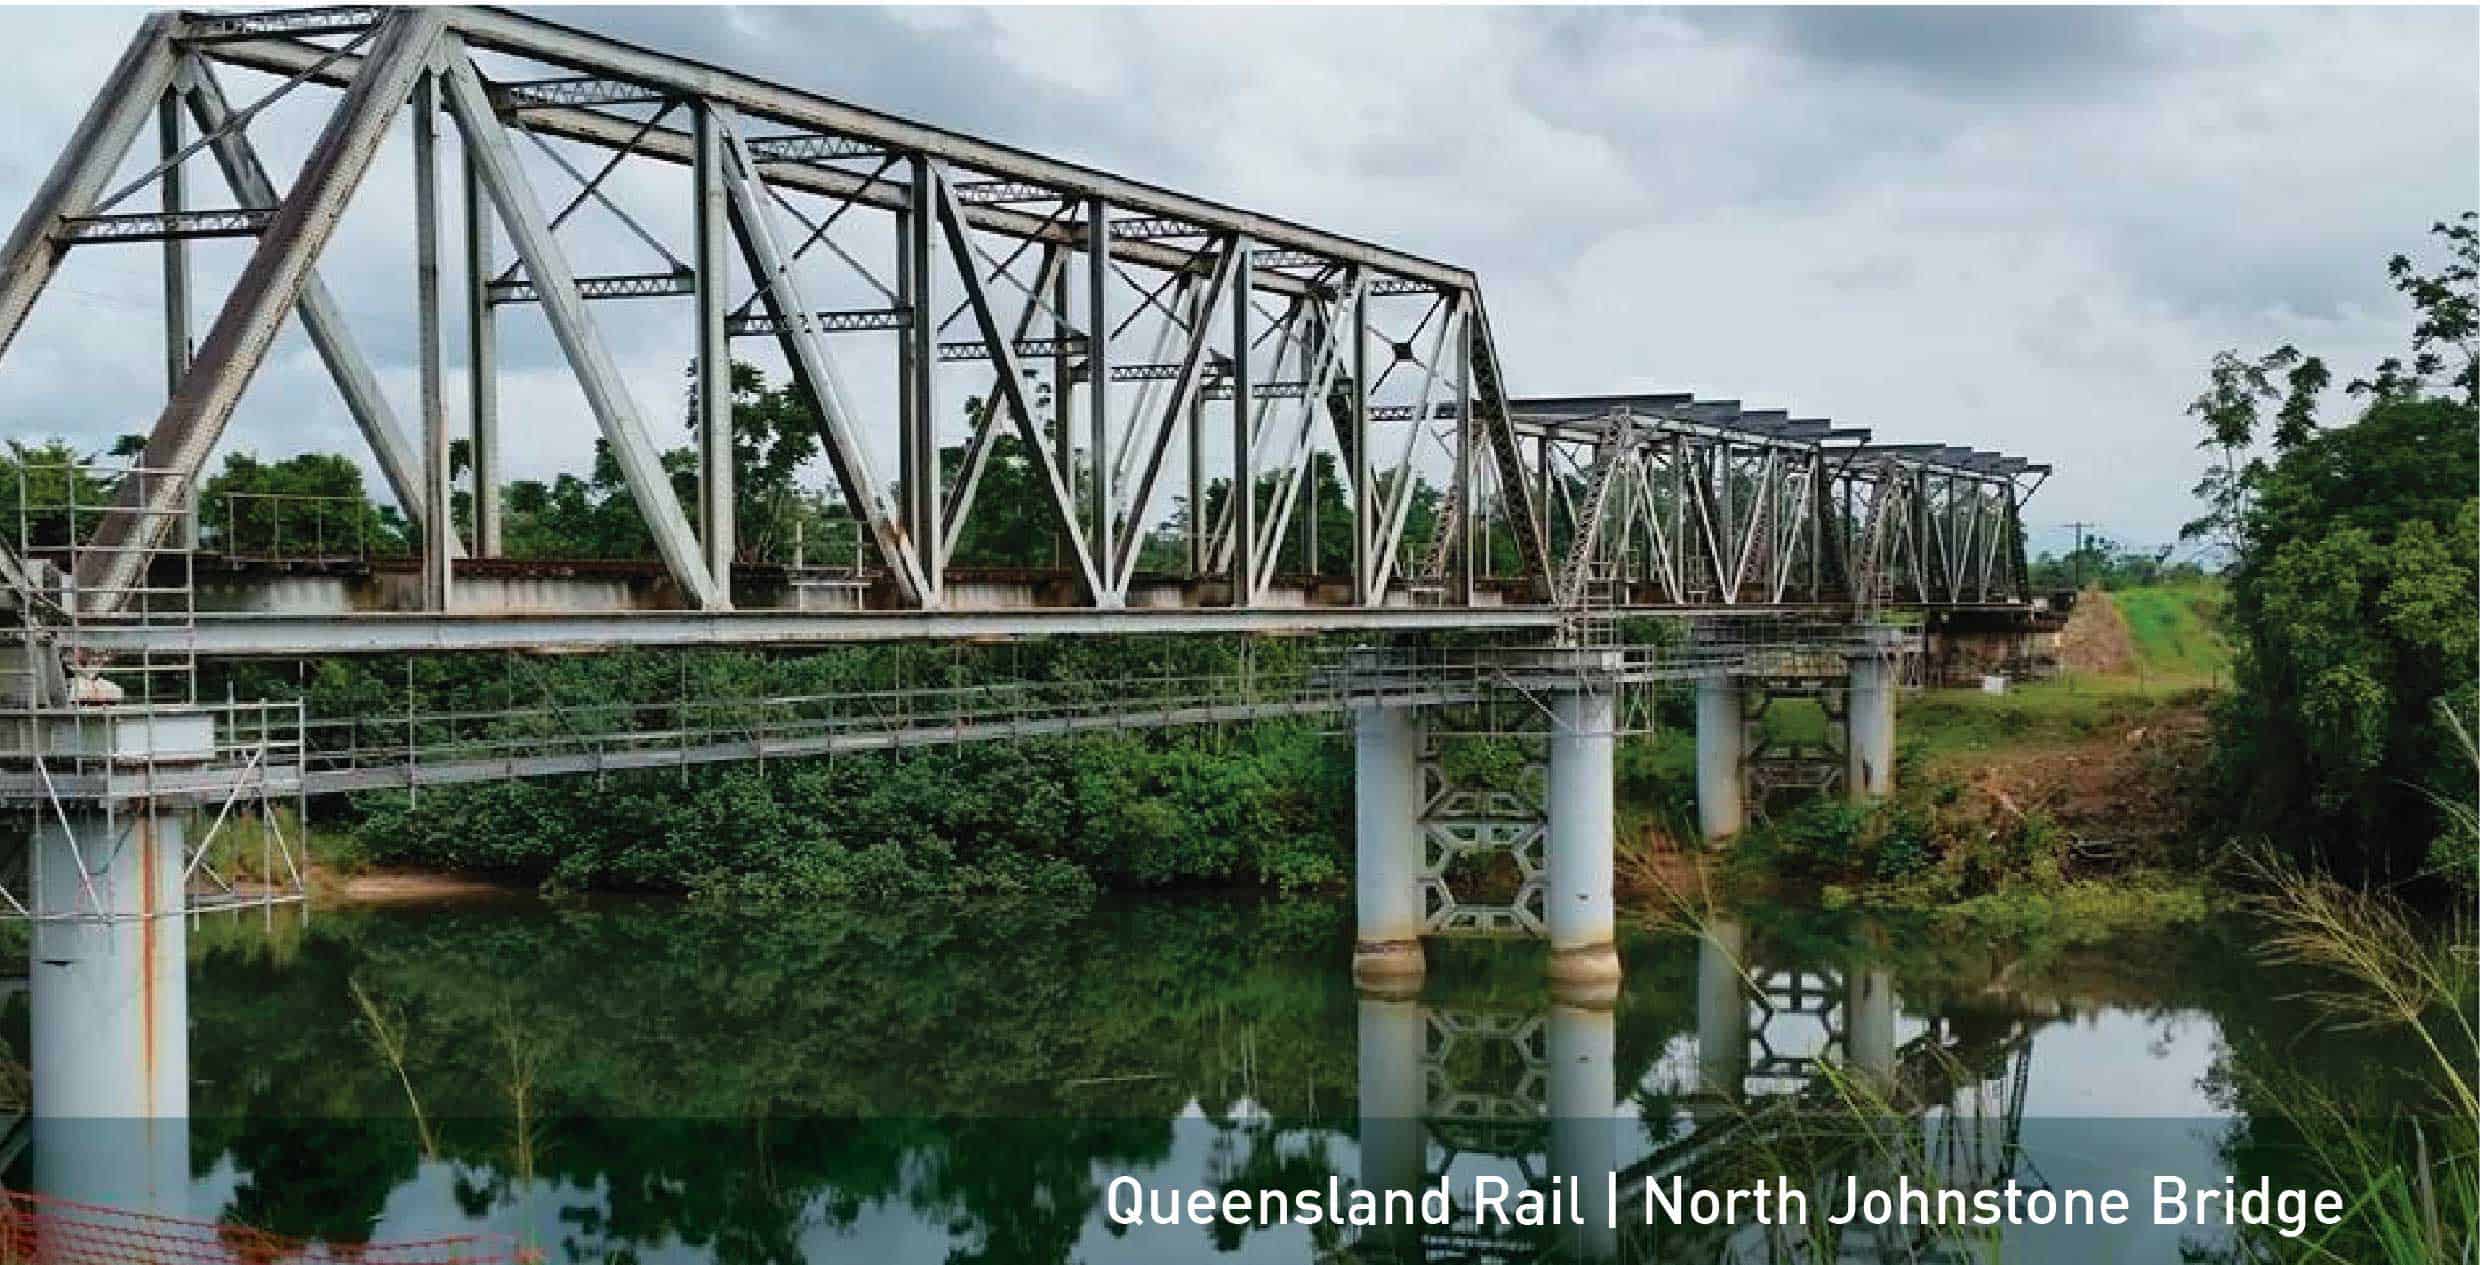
xmin=0 ymin=6 xmax=2049 ymax=670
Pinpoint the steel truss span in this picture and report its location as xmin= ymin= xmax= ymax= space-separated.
xmin=0 ymin=5 xmax=2048 ymax=660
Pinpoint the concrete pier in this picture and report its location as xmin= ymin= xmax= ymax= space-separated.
xmin=31 ymin=800 xmax=188 ymax=1213
xmin=1353 ymin=702 xmax=1427 ymax=986
xmin=1546 ymin=996 xmax=1620 ymax=1262
xmin=1545 ymin=686 xmax=1620 ymax=990
xmin=1694 ymin=674 xmax=1746 ymax=841
xmin=1846 ymin=649 xmax=1897 ymax=801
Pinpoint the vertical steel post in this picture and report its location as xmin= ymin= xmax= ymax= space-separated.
xmin=1454 ymin=309 xmax=1475 ymax=607
xmin=692 ymin=104 xmax=733 ymax=592
xmin=902 ymin=156 xmax=940 ymax=596
xmin=1350 ymin=284 xmax=1371 ymax=605
xmin=1536 ymin=431 xmax=1554 ymax=561
xmin=1228 ymin=237 xmax=1253 ymax=604
xmin=157 ymin=88 xmax=189 ymax=396
xmin=1085 ymin=198 xmax=1113 ymax=572
xmin=160 ymin=84 xmax=194 ymax=554
xmin=462 ymin=149 xmax=499 ymax=555
xmin=894 ymin=204 xmax=916 ymax=552
xmin=1186 ymin=282 xmax=1206 ymax=577
xmin=1051 ymin=244 xmax=1074 ymax=567
xmin=413 ymin=70 xmax=449 ymax=613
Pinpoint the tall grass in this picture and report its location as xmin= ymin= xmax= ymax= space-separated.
xmin=2233 ymin=849 xmax=2476 ymax=1263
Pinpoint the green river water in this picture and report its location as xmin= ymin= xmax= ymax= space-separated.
xmin=0 ymin=892 xmax=2422 ymax=1263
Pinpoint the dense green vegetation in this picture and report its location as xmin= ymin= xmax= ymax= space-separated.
xmin=2184 ymin=216 xmax=2478 ymax=889
xmin=212 ymin=635 xmax=1388 ymax=901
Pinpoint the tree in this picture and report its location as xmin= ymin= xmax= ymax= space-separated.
xmin=2179 ymin=345 xmax=2329 ymax=559
xmin=2198 ymin=215 xmax=2480 ymax=887
xmin=943 ymin=418 xmax=1060 ymax=570
xmin=198 ymin=450 xmax=410 ymax=560
xmin=2353 ymin=213 xmax=2478 ymax=405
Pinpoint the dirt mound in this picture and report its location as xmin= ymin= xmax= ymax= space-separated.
xmin=1942 ymin=701 xmax=2212 ymax=859
xmin=2059 ymin=588 xmax=2137 ymax=675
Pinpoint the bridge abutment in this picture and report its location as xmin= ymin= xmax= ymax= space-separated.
xmin=1351 ymin=700 xmax=1427 ymax=988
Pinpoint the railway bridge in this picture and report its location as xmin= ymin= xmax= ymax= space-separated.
xmin=0 ymin=4 xmax=2054 ymax=1222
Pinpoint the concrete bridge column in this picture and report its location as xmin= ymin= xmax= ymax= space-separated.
xmin=1547 ymin=994 xmax=1620 ymax=1262
xmin=1694 ymin=673 xmax=1746 ymax=841
xmin=1546 ymin=684 xmax=1620 ymax=990
xmin=1356 ymin=992 xmax=1427 ymax=1255
xmin=1694 ymin=918 xmax=1748 ymax=1114
xmin=1353 ymin=702 xmax=1426 ymax=986
xmin=1846 ymin=649 xmax=1897 ymax=802
xmin=31 ymin=798 xmax=189 ymax=1213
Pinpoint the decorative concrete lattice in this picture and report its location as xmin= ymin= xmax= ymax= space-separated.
xmin=1422 ymin=1009 xmax=1549 ymax=1166
xmin=1746 ymin=966 xmax=1847 ymax=1090
xmin=1417 ymin=749 xmax=1547 ymax=938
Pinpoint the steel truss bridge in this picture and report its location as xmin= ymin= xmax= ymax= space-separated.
xmin=0 ymin=4 xmax=2049 ymax=669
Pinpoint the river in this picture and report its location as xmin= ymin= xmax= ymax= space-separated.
xmin=0 ymin=892 xmax=2405 ymax=1263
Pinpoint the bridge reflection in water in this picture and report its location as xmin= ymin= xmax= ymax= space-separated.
xmin=0 ymin=900 xmax=2094 ymax=1265
xmin=1349 ymin=919 xmax=2031 ymax=1264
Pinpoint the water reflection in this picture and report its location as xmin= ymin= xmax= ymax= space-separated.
xmin=0 ymin=896 xmax=2398 ymax=1263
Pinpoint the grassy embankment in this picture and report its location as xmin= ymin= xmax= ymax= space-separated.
xmin=1640 ymin=582 xmax=2233 ymax=934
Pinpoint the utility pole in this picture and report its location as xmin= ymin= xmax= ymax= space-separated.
xmin=2067 ymin=520 xmax=2096 ymax=589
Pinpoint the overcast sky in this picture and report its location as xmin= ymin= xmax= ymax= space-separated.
xmin=0 ymin=5 xmax=2471 ymax=556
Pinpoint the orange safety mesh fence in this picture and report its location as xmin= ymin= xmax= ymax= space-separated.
xmin=0 ymin=1190 xmax=538 ymax=1264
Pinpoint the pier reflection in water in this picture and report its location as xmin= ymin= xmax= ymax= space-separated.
xmin=0 ymin=896 xmax=2383 ymax=1263
xmin=1352 ymin=920 xmax=2027 ymax=1264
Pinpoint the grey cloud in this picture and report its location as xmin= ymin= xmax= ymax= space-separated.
xmin=0 ymin=5 xmax=2467 ymax=549
xmin=1669 ymin=6 xmax=2189 ymax=103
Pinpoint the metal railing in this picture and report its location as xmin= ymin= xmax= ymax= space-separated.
xmin=4 ymin=461 xmax=197 ymax=703
xmin=202 ymin=489 xmax=403 ymax=563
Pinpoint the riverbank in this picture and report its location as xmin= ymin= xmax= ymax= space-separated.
xmin=290 ymin=586 xmax=2232 ymax=929
xmin=1650 ymin=585 xmax=2230 ymax=933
